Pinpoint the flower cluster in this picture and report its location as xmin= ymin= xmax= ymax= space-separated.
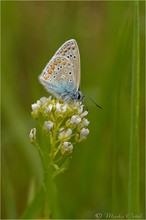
xmin=30 ymin=96 xmax=89 ymax=175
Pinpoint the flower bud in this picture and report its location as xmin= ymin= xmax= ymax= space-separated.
xmin=61 ymin=103 xmax=68 ymax=112
xmin=80 ymin=128 xmax=89 ymax=137
xmin=75 ymin=128 xmax=89 ymax=142
xmin=80 ymin=111 xmax=88 ymax=118
xmin=78 ymin=105 xmax=83 ymax=114
xmin=31 ymin=103 xmax=39 ymax=114
xmin=44 ymin=121 xmax=54 ymax=132
xmin=56 ymin=102 xmax=61 ymax=112
xmin=45 ymin=104 xmax=53 ymax=113
xmin=58 ymin=128 xmax=72 ymax=140
xmin=61 ymin=142 xmax=73 ymax=155
xmin=29 ymin=128 xmax=36 ymax=144
xmin=81 ymin=119 xmax=90 ymax=127
xmin=70 ymin=115 xmax=81 ymax=125
xmin=40 ymin=97 xmax=47 ymax=103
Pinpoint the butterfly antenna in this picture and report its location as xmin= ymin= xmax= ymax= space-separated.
xmin=86 ymin=95 xmax=102 ymax=109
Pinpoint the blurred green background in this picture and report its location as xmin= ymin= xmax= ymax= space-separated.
xmin=1 ymin=1 xmax=145 ymax=219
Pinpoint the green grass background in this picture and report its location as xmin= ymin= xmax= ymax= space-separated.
xmin=1 ymin=1 xmax=145 ymax=219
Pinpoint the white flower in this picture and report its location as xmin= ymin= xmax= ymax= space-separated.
xmin=36 ymin=100 xmax=41 ymax=106
xmin=81 ymin=119 xmax=90 ymax=127
xmin=29 ymin=128 xmax=36 ymax=144
xmin=78 ymin=105 xmax=84 ymax=114
xmin=76 ymin=128 xmax=89 ymax=142
xmin=80 ymin=128 xmax=89 ymax=137
xmin=56 ymin=102 xmax=61 ymax=111
xmin=44 ymin=121 xmax=54 ymax=132
xmin=40 ymin=97 xmax=48 ymax=103
xmin=61 ymin=103 xmax=68 ymax=112
xmin=45 ymin=104 xmax=53 ymax=113
xmin=61 ymin=142 xmax=73 ymax=155
xmin=47 ymin=96 xmax=52 ymax=101
xmin=31 ymin=103 xmax=39 ymax=114
xmin=70 ymin=115 xmax=81 ymax=125
xmin=58 ymin=128 xmax=72 ymax=140
xmin=80 ymin=111 xmax=88 ymax=118
xmin=31 ymin=96 xmax=90 ymax=150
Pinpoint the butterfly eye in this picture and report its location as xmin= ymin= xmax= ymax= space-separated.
xmin=77 ymin=93 xmax=81 ymax=99
xmin=77 ymin=91 xmax=83 ymax=101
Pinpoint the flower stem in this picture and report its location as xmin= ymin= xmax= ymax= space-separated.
xmin=43 ymin=166 xmax=60 ymax=218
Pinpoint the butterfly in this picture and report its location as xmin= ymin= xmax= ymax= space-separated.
xmin=39 ymin=39 xmax=84 ymax=102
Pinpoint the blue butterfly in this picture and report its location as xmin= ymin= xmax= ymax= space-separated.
xmin=39 ymin=39 xmax=83 ymax=102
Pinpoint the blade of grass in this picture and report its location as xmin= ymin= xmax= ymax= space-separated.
xmin=128 ymin=1 xmax=140 ymax=213
xmin=20 ymin=185 xmax=44 ymax=219
xmin=2 ymin=156 xmax=17 ymax=219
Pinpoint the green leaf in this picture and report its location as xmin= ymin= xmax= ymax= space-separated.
xmin=53 ymin=156 xmax=72 ymax=178
xmin=128 ymin=1 xmax=140 ymax=213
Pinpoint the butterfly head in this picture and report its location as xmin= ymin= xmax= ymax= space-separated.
xmin=75 ymin=90 xmax=84 ymax=101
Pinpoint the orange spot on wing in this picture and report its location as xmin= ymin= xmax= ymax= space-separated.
xmin=62 ymin=52 xmax=65 ymax=56
xmin=57 ymin=59 xmax=61 ymax=63
xmin=53 ymin=61 xmax=57 ymax=65
xmin=62 ymin=61 xmax=66 ymax=65
xmin=50 ymin=65 xmax=55 ymax=70
xmin=47 ymin=70 xmax=52 ymax=74
xmin=44 ymin=75 xmax=49 ymax=80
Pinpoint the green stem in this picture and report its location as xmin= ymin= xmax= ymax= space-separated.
xmin=128 ymin=1 xmax=140 ymax=213
xmin=43 ymin=165 xmax=61 ymax=218
xmin=42 ymin=118 xmax=61 ymax=218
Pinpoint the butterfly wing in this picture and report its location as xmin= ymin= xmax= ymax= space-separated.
xmin=39 ymin=55 xmax=77 ymax=100
xmin=53 ymin=39 xmax=80 ymax=88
